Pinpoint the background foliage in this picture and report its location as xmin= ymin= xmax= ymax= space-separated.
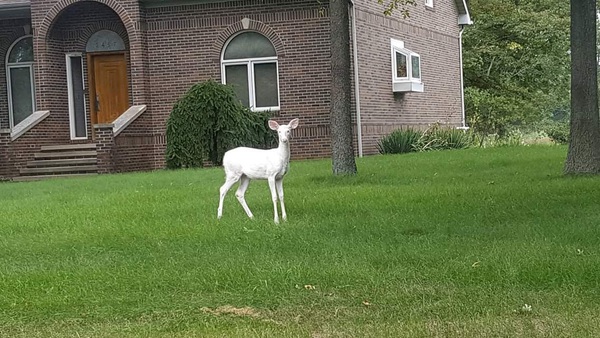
xmin=165 ymin=80 xmax=276 ymax=168
xmin=463 ymin=0 xmax=570 ymax=137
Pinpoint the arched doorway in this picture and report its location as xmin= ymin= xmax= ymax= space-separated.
xmin=42 ymin=0 xmax=132 ymax=140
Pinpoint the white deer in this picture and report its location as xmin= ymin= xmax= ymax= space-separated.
xmin=217 ymin=118 xmax=299 ymax=223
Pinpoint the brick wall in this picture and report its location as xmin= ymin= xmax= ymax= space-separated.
xmin=113 ymin=129 xmax=156 ymax=173
xmin=354 ymin=0 xmax=464 ymax=154
xmin=0 ymin=130 xmax=10 ymax=179
xmin=143 ymin=0 xmax=333 ymax=164
xmin=94 ymin=124 xmax=114 ymax=174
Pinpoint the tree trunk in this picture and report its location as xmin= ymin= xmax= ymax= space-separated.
xmin=565 ymin=0 xmax=600 ymax=174
xmin=330 ymin=0 xmax=358 ymax=175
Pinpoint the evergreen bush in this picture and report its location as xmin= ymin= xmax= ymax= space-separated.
xmin=165 ymin=80 xmax=276 ymax=168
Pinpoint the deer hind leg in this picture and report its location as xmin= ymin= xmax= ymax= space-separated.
xmin=217 ymin=174 xmax=240 ymax=219
xmin=235 ymin=175 xmax=254 ymax=219
xmin=275 ymin=178 xmax=287 ymax=222
xmin=267 ymin=176 xmax=280 ymax=224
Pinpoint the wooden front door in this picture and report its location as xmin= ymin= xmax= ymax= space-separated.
xmin=88 ymin=53 xmax=129 ymax=124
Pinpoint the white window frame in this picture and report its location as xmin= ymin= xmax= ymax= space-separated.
xmin=221 ymin=33 xmax=280 ymax=112
xmin=391 ymin=38 xmax=423 ymax=92
xmin=66 ymin=53 xmax=88 ymax=140
xmin=425 ymin=0 xmax=434 ymax=8
xmin=6 ymin=35 xmax=36 ymax=129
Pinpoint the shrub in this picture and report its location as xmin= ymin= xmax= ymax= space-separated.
xmin=473 ymin=131 xmax=524 ymax=148
xmin=377 ymin=128 xmax=422 ymax=154
xmin=414 ymin=124 xmax=475 ymax=152
xmin=377 ymin=125 xmax=474 ymax=155
xmin=440 ymin=128 xmax=475 ymax=149
xmin=165 ymin=80 xmax=276 ymax=169
xmin=545 ymin=122 xmax=569 ymax=144
xmin=495 ymin=130 xmax=525 ymax=147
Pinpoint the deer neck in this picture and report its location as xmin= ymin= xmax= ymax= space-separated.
xmin=277 ymin=140 xmax=291 ymax=163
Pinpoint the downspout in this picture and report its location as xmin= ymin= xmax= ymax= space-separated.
xmin=457 ymin=25 xmax=469 ymax=130
xmin=350 ymin=0 xmax=363 ymax=156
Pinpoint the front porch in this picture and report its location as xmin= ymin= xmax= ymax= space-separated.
xmin=0 ymin=0 xmax=155 ymax=180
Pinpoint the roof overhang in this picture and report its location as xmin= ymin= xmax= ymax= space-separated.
xmin=0 ymin=0 xmax=471 ymax=25
xmin=0 ymin=0 xmax=30 ymax=19
xmin=455 ymin=0 xmax=472 ymax=25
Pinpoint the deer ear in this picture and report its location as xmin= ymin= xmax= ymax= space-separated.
xmin=288 ymin=118 xmax=299 ymax=129
xmin=268 ymin=120 xmax=280 ymax=130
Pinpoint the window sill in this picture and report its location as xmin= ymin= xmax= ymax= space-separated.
xmin=11 ymin=110 xmax=50 ymax=141
xmin=393 ymin=81 xmax=424 ymax=93
xmin=251 ymin=107 xmax=280 ymax=113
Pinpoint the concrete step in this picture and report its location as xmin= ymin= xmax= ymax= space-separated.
xmin=12 ymin=173 xmax=98 ymax=182
xmin=40 ymin=144 xmax=97 ymax=152
xmin=16 ymin=143 xmax=100 ymax=181
xmin=20 ymin=165 xmax=99 ymax=175
xmin=27 ymin=158 xmax=97 ymax=167
xmin=34 ymin=150 xmax=97 ymax=159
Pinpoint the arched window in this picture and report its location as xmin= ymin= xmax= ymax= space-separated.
xmin=6 ymin=35 xmax=35 ymax=127
xmin=221 ymin=32 xmax=280 ymax=111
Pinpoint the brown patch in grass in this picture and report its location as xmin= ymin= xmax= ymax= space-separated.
xmin=201 ymin=305 xmax=261 ymax=319
xmin=201 ymin=305 xmax=283 ymax=326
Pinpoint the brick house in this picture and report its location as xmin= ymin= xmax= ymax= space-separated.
xmin=0 ymin=0 xmax=471 ymax=180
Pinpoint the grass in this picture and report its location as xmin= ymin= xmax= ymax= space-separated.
xmin=1 ymin=145 xmax=600 ymax=337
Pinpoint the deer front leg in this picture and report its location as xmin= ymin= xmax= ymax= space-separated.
xmin=275 ymin=178 xmax=287 ymax=222
xmin=268 ymin=176 xmax=279 ymax=224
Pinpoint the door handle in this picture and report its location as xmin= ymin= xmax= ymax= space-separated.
xmin=95 ymin=95 xmax=100 ymax=111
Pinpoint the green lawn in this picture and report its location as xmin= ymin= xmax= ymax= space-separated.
xmin=1 ymin=145 xmax=600 ymax=337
